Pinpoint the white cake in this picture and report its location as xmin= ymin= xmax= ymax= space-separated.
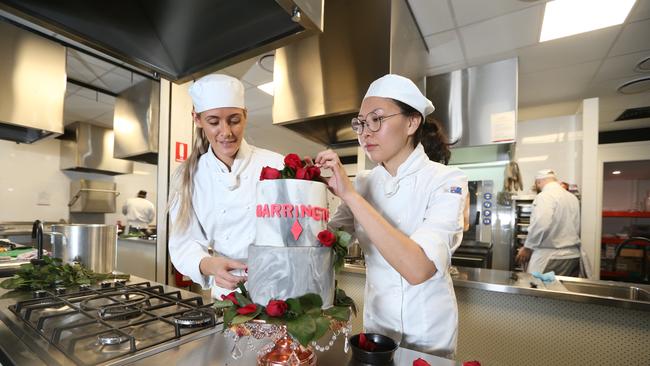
xmin=247 ymin=179 xmax=335 ymax=307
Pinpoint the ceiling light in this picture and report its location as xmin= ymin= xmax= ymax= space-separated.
xmin=540 ymin=0 xmax=636 ymax=42
xmin=257 ymin=82 xmax=275 ymax=96
xmin=612 ymin=170 xmax=621 ymax=175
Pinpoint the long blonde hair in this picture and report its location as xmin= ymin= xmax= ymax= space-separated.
xmin=168 ymin=124 xmax=210 ymax=234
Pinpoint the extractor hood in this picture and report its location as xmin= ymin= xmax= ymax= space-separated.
xmin=0 ymin=19 xmax=65 ymax=143
xmin=272 ymin=0 xmax=427 ymax=148
xmin=0 ymin=0 xmax=324 ymax=83
xmin=60 ymin=122 xmax=133 ymax=175
xmin=113 ymin=79 xmax=159 ymax=164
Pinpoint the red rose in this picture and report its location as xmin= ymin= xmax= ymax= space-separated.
xmin=462 ymin=362 xmax=481 ymax=366
xmin=358 ymin=333 xmax=377 ymax=351
xmin=317 ymin=230 xmax=336 ymax=247
xmin=284 ymin=153 xmax=304 ymax=170
xmin=236 ymin=303 xmax=257 ymax=315
xmin=260 ymin=166 xmax=281 ymax=180
xmin=307 ymin=165 xmax=321 ymax=180
xmin=265 ymin=299 xmax=288 ymax=317
xmin=413 ymin=358 xmax=431 ymax=366
xmin=220 ymin=292 xmax=239 ymax=306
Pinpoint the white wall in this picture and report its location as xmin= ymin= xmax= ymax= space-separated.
xmin=515 ymin=114 xmax=582 ymax=193
xmin=0 ymin=137 xmax=157 ymax=224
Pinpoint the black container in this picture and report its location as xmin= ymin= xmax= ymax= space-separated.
xmin=349 ymin=333 xmax=398 ymax=364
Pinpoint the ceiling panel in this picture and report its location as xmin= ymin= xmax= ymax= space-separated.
xmin=517 ymin=26 xmax=619 ymax=74
xmin=594 ymin=50 xmax=650 ymax=82
xmin=628 ymin=0 xmax=650 ymax=22
xmin=241 ymin=59 xmax=274 ymax=87
xmin=66 ymin=55 xmax=100 ymax=82
xmin=425 ymin=30 xmax=465 ymax=69
xmin=519 ymin=61 xmax=601 ymax=106
xmin=244 ymin=87 xmax=273 ymax=112
xmin=407 ymin=0 xmax=455 ymax=36
xmin=459 ymin=5 xmax=544 ymax=60
xmin=451 ymin=0 xmax=545 ymax=27
xmin=92 ymin=72 xmax=136 ymax=93
xmin=609 ymin=19 xmax=650 ymax=56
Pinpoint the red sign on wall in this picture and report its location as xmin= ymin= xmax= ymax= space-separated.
xmin=175 ymin=142 xmax=188 ymax=162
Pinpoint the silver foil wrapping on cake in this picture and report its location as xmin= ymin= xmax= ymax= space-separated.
xmin=256 ymin=180 xmax=328 ymax=247
xmin=247 ymin=246 xmax=335 ymax=307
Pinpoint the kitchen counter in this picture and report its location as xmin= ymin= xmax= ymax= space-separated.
xmin=342 ymin=263 xmax=650 ymax=311
xmin=0 ymin=276 xmax=456 ymax=366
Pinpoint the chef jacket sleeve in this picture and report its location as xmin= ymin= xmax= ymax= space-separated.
xmin=524 ymin=193 xmax=554 ymax=250
xmin=168 ymin=192 xmax=213 ymax=289
xmin=410 ymin=169 xmax=467 ymax=277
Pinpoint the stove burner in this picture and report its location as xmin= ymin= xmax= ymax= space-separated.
xmin=33 ymin=290 xmax=48 ymax=299
xmin=100 ymin=281 xmax=113 ymax=289
xmin=78 ymin=284 xmax=91 ymax=292
xmin=97 ymin=330 xmax=130 ymax=345
xmin=54 ymin=287 xmax=67 ymax=295
xmin=174 ymin=309 xmax=214 ymax=328
xmin=80 ymin=291 xmax=151 ymax=320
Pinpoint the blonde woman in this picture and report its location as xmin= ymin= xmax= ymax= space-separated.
xmin=168 ymin=74 xmax=283 ymax=299
xmin=316 ymin=74 xmax=467 ymax=358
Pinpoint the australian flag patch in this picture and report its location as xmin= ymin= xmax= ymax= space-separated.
xmin=450 ymin=186 xmax=462 ymax=194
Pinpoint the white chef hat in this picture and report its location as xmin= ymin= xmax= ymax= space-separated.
xmin=188 ymin=74 xmax=245 ymax=113
xmin=364 ymin=74 xmax=435 ymax=117
xmin=535 ymin=169 xmax=557 ymax=180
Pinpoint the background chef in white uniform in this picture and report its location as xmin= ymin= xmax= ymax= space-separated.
xmin=122 ymin=190 xmax=155 ymax=234
xmin=316 ymin=74 xmax=467 ymax=358
xmin=168 ymin=74 xmax=283 ymax=299
xmin=515 ymin=169 xmax=583 ymax=276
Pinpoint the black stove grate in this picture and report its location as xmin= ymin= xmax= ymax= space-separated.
xmin=9 ymin=282 xmax=217 ymax=366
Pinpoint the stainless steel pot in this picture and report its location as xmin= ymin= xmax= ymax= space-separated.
xmin=48 ymin=224 xmax=117 ymax=273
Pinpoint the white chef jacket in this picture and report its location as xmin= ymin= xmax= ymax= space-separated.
xmin=122 ymin=197 xmax=155 ymax=229
xmin=168 ymin=140 xmax=283 ymax=299
xmin=330 ymin=144 xmax=467 ymax=358
xmin=524 ymin=181 xmax=581 ymax=273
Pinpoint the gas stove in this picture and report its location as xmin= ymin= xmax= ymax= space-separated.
xmin=2 ymin=280 xmax=219 ymax=366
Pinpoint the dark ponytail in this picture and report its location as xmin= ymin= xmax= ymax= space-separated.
xmin=390 ymin=99 xmax=453 ymax=165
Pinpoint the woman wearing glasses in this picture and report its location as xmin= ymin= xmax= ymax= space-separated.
xmin=315 ymin=74 xmax=467 ymax=358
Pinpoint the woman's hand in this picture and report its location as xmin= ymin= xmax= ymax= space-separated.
xmin=314 ymin=149 xmax=355 ymax=201
xmin=199 ymin=256 xmax=247 ymax=289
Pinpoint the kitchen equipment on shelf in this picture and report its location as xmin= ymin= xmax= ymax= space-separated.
xmin=510 ymin=195 xmax=536 ymax=271
xmin=48 ymin=224 xmax=117 ymax=273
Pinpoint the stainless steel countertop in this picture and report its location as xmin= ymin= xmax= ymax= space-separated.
xmin=0 ymin=276 xmax=456 ymax=365
xmin=342 ymin=264 xmax=650 ymax=311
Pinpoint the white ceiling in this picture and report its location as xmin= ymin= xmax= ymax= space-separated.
xmin=63 ymin=0 xmax=650 ymax=157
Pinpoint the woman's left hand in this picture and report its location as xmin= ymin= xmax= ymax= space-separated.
xmin=314 ymin=149 xmax=355 ymax=201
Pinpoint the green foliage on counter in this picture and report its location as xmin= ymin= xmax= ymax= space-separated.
xmin=215 ymin=283 xmax=355 ymax=347
xmin=0 ymin=256 xmax=129 ymax=290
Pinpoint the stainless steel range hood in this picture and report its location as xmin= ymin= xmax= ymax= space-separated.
xmin=272 ymin=0 xmax=427 ymax=148
xmin=0 ymin=0 xmax=324 ymax=83
xmin=60 ymin=122 xmax=133 ymax=175
xmin=113 ymin=79 xmax=160 ymax=164
xmin=0 ymin=19 xmax=65 ymax=143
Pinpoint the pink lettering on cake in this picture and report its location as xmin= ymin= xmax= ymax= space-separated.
xmin=256 ymin=204 xmax=329 ymax=222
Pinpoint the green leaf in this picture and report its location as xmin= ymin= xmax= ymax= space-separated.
xmin=336 ymin=231 xmax=352 ymax=247
xmin=287 ymin=314 xmax=316 ymax=346
xmin=223 ymin=307 xmax=237 ymax=329
xmin=298 ymin=293 xmax=323 ymax=311
xmin=313 ymin=316 xmax=331 ymax=341
xmin=324 ymin=306 xmax=350 ymax=321
xmin=237 ymin=282 xmax=250 ymax=299
xmin=286 ymin=298 xmax=302 ymax=316
xmin=234 ymin=292 xmax=252 ymax=306
xmin=231 ymin=306 xmax=263 ymax=325
xmin=213 ymin=300 xmax=235 ymax=309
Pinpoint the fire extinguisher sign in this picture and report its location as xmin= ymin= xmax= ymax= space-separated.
xmin=175 ymin=142 xmax=188 ymax=162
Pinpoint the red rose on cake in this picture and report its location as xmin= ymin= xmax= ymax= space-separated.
xmin=317 ymin=230 xmax=336 ymax=247
xmin=284 ymin=153 xmax=304 ymax=170
xmin=260 ymin=166 xmax=281 ymax=180
xmin=296 ymin=165 xmax=321 ymax=181
xmin=221 ymin=291 xmax=239 ymax=305
xmin=236 ymin=303 xmax=258 ymax=315
xmin=265 ymin=299 xmax=288 ymax=317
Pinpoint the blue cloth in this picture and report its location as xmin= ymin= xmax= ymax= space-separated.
xmin=531 ymin=271 xmax=556 ymax=283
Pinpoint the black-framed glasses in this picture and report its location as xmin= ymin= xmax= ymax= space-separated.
xmin=350 ymin=111 xmax=403 ymax=134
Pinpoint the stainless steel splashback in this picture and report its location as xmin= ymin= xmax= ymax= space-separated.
xmin=272 ymin=0 xmax=427 ymax=147
xmin=0 ymin=19 xmax=65 ymax=143
xmin=427 ymin=58 xmax=518 ymax=148
xmin=113 ymin=79 xmax=160 ymax=164
xmin=60 ymin=122 xmax=133 ymax=175
xmin=68 ymin=179 xmax=119 ymax=213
